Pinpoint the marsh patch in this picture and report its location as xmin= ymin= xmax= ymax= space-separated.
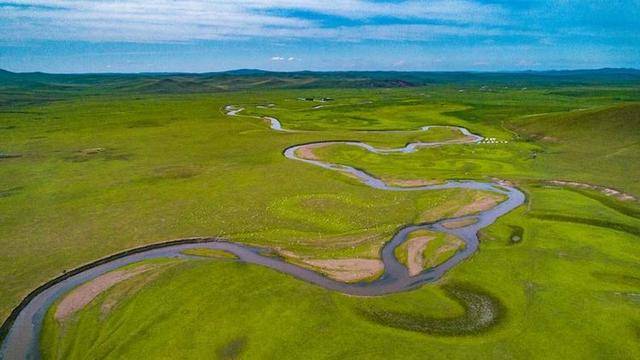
xmin=508 ymin=225 xmax=524 ymax=244
xmin=217 ymin=336 xmax=247 ymax=360
xmin=357 ymin=283 xmax=505 ymax=336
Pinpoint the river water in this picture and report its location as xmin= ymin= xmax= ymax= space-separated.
xmin=0 ymin=105 xmax=524 ymax=359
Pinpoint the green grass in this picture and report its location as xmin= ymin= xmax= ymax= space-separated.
xmin=421 ymin=233 xmax=464 ymax=268
xmin=0 ymin=83 xmax=639 ymax=358
xmin=394 ymin=230 xmax=464 ymax=272
xmin=0 ymin=91 xmax=503 ymax=322
xmin=512 ymin=104 xmax=640 ymax=194
xmin=43 ymin=183 xmax=640 ymax=359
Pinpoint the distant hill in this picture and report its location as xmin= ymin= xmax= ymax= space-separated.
xmin=0 ymin=68 xmax=638 ymax=97
xmin=514 ymin=103 xmax=640 ymax=194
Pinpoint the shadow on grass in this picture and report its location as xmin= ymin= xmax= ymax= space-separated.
xmin=564 ymin=188 xmax=640 ymax=219
xmin=530 ymin=214 xmax=640 ymax=236
xmin=356 ymin=283 xmax=505 ymax=336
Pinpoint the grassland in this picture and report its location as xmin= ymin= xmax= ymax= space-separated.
xmin=0 ymin=91 xmax=504 ymax=322
xmin=394 ymin=229 xmax=465 ymax=274
xmin=1 ymin=77 xmax=639 ymax=358
xmin=41 ymin=181 xmax=640 ymax=358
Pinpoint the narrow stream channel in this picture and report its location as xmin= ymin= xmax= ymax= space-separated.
xmin=0 ymin=105 xmax=525 ymax=359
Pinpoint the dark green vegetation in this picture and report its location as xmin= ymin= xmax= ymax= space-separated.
xmin=1 ymin=70 xmax=640 ymax=358
xmin=2 ymin=68 xmax=639 ymax=108
xmin=358 ymin=283 xmax=504 ymax=336
xmin=508 ymin=225 xmax=524 ymax=244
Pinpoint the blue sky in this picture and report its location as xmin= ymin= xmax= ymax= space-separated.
xmin=0 ymin=0 xmax=638 ymax=73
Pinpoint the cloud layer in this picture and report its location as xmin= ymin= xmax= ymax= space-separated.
xmin=0 ymin=0 xmax=514 ymax=42
xmin=1 ymin=1 xmax=637 ymax=72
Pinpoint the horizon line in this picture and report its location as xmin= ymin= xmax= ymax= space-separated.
xmin=2 ymin=67 xmax=640 ymax=76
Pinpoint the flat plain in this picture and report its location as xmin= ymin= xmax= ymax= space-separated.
xmin=1 ymin=71 xmax=639 ymax=359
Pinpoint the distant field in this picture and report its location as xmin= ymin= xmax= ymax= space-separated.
xmin=1 ymin=78 xmax=639 ymax=358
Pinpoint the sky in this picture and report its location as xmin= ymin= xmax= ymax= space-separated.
xmin=0 ymin=0 xmax=638 ymax=73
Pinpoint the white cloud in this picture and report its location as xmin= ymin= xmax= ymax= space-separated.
xmin=271 ymin=56 xmax=297 ymax=62
xmin=0 ymin=0 xmax=510 ymax=42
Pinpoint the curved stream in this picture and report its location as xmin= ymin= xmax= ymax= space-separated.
xmin=0 ymin=105 xmax=524 ymax=359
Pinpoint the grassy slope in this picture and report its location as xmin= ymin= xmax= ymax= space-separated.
xmin=313 ymin=98 xmax=640 ymax=194
xmin=513 ymin=104 xmax=640 ymax=193
xmin=42 ymin=184 xmax=640 ymax=358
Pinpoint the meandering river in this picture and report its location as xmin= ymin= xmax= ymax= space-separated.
xmin=0 ymin=105 xmax=524 ymax=359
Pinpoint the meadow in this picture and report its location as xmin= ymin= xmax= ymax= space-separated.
xmin=1 ymin=76 xmax=639 ymax=358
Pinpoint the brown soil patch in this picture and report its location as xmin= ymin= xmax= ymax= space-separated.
xmin=406 ymin=236 xmax=433 ymax=276
xmin=443 ymin=218 xmax=478 ymax=229
xmin=100 ymin=269 xmax=162 ymax=317
xmin=303 ymin=258 xmax=384 ymax=283
xmin=55 ymin=265 xmax=152 ymax=320
xmin=453 ymin=195 xmax=503 ymax=217
xmin=384 ymin=178 xmax=441 ymax=187
xmin=295 ymin=143 xmax=330 ymax=160
xmin=296 ymin=147 xmax=318 ymax=160
xmin=420 ymin=190 xmax=504 ymax=223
